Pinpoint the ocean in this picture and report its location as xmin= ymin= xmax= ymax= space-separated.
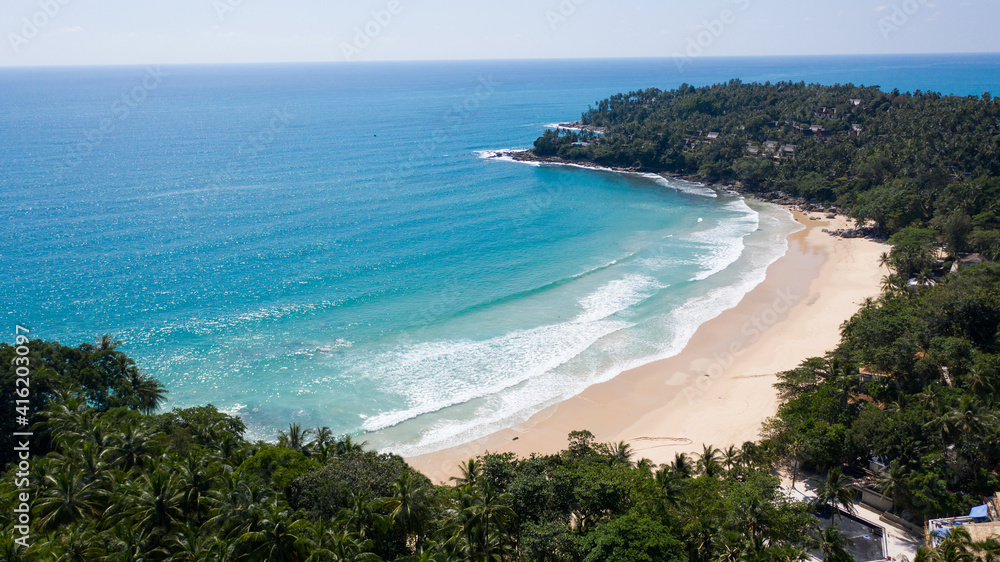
xmin=2 ymin=54 xmax=998 ymax=455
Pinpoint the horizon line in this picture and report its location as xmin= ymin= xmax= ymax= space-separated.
xmin=2 ymin=51 xmax=998 ymax=70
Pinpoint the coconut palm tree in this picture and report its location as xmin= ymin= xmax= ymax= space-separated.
xmin=123 ymin=470 xmax=185 ymax=538
xmin=172 ymin=452 xmax=220 ymax=518
xmin=382 ymin=471 xmax=433 ymax=543
xmin=278 ymin=423 xmax=314 ymax=455
xmin=450 ymin=459 xmax=481 ymax=487
xmin=671 ymin=452 xmax=695 ymax=478
xmin=106 ymin=423 xmax=153 ymax=471
xmin=607 ymin=441 xmax=633 ymax=467
xmin=36 ymin=524 xmax=106 ymax=561
xmin=457 ymin=485 xmax=515 ymax=561
xmin=127 ymin=371 xmax=168 ymax=414
xmin=34 ymin=471 xmax=104 ymax=531
xmin=95 ymin=334 xmax=122 ymax=352
xmin=810 ymin=524 xmax=852 ymax=562
xmin=233 ymin=498 xmax=314 ymax=562
xmin=335 ymin=435 xmax=368 ymax=456
xmin=811 ymin=468 xmax=855 ymax=520
xmin=722 ymin=445 xmax=740 ymax=471
xmin=877 ymin=459 xmax=906 ymax=505
xmin=878 ymin=251 xmax=893 ymax=273
xmin=653 ymin=466 xmax=683 ymax=509
xmin=698 ymin=444 xmax=723 ymax=477
xmin=738 ymin=441 xmax=760 ymax=469
xmin=916 ymin=526 xmax=977 ymax=561
xmin=168 ymin=524 xmax=221 ymax=561
xmin=788 ymin=437 xmax=805 ymax=492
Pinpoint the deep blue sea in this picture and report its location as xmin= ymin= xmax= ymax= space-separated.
xmin=2 ymin=54 xmax=998 ymax=454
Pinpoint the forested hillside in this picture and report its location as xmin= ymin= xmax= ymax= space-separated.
xmin=533 ymin=81 xmax=1000 ymax=256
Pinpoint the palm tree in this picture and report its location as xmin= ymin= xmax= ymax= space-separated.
xmin=334 ymin=435 xmax=367 ymax=456
xmin=450 ymin=459 xmax=480 ymax=487
xmin=653 ymin=467 xmax=683 ymax=509
xmin=39 ymin=524 xmax=106 ymax=561
xmin=671 ymin=452 xmax=694 ymax=478
xmin=34 ymin=471 xmax=104 ymax=531
xmin=917 ymin=526 xmax=978 ymax=561
xmin=101 ymin=523 xmax=168 ymax=561
xmin=126 ymin=371 xmax=168 ymax=414
xmin=206 ymin=473 xmax=272 ymax=540
xmin=338 ymin=490 xmax=386 ymax=540
xmin=168 ymin=524 xmax=221 ymax=561
xmin=788 ymin=437 xmax=805 ymax=492
xmin=607 ymin=441 xmax=633 ymax=467
xmin=458 ymin=485 xmax=515 ymax=561
xmin=106 ymin=422 xmax=155 ymax=471
xmin=123 ymin=470 xmax=185 ymax=537
xmin=810 ymin=525 xmax=852 ymax=562
xmin=811 ymin=468 xmax=855 ymax=520
xmin=233 ymin=498 xmax=313 ymax=562
xmin=382 ymin=471 xmax=433 ymax=542
xmin=877 ymin=459 xmax=906 ymax=505
xmin=35 ymin=393 xmax=94 ymax=450
xmin=698 ymin=444 xmax=723 ymax=477
xmin=95 ymin=334 xmax=122 ymax=351
xmin=738 ymin=441 xmax=760 ymax=469
xmin=722 ymin=445 xmax=739 ymax=471
xmin=878 ymin=251 xmax=893 ymax=273
xmin=278 ymin=423 xmax=314 ymax=455
xmin=635 ymin=457 xmax=655 ymax=475
xmin=172 ymin=452 xmax=219 ymax=518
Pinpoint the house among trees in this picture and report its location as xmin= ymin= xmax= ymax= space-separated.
xmin=706 ymin=131 xmax=721 ymax=141
xmin=926 ymin=494 xmax=1000 ymax=548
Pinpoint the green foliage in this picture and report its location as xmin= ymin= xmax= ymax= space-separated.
xmin=766 ymin=263 xmax=1000 ymax=520
xmin=532 ymin=81 xmax=1000 ymax=238
xmin=0 ymin=337 xmax=167 ymax=465
xmin=580 ymin=513 xmax=686 ymax=562
xmin=288 ymin=450 xmax=413 ymax=520
xmin=237 ymin=446 xmax=320 ymax=493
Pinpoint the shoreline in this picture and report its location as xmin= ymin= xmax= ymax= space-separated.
xmin=407 ymin=189 xmax=888 ymax=482
xmin=482 ymin=149 xmax=861 ymax=220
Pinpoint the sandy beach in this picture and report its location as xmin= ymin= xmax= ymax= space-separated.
xmin=408 ymin=204 xmax=888 ymax=483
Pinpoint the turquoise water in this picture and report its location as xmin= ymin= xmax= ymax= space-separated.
xmin=2 ymin=55 xmax=998 ymax=454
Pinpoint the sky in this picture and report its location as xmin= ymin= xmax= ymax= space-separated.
xmin=2 ymin=0 xmax=998 ymax=67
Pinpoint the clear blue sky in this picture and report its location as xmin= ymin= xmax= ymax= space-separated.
xmin=2 ymin=0 xmax=998 ymax=66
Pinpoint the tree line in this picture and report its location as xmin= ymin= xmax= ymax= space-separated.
xmin=532 ymin=81 xmax=1000 ymax=259
xmin=1 ymin=338 xmax=872 ymax=560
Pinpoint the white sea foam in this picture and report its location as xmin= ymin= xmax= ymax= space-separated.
xmin=685 ymin=199 xmax=760 ymax=281
xmin=478 ymin=148 xmax=718 ymax=199
xmin=357 ymin=274 xmax=662 ymax=433
xmin=371 ymin=203 xmax=800 ymax=457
